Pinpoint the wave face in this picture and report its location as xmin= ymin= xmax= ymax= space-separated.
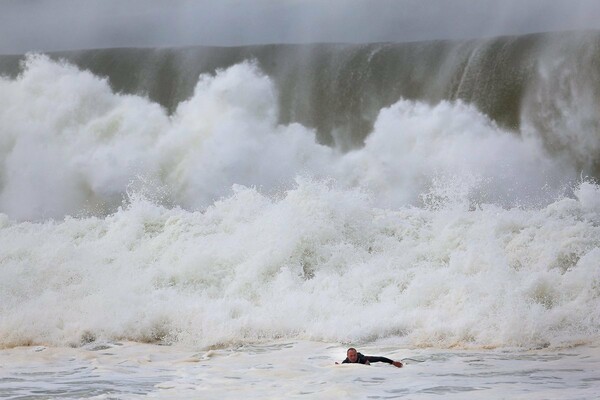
xmin=2 ymin=31 xmax=600 ymax=158
xmin=0 ymin=31 xmax=599 ymax=350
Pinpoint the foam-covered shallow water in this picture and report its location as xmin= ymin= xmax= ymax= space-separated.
xmin=1 ymin=341 xmax=599 ymax=399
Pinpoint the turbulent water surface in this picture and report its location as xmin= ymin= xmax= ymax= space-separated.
xmin=0 ymin=31 xmax=599 ymax=399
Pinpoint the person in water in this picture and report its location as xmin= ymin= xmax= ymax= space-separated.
xmin=337 ymin=347 xmax=403 ymax=368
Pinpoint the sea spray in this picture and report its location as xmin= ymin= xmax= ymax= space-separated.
xmin=0 ymin=55 xmax=576 ymax=221
xmin=0 ymin=54 xmax=168 ymax=219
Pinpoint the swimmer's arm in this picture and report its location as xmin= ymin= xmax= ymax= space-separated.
xmin=365 ymin=356 xmax=403 ymax=368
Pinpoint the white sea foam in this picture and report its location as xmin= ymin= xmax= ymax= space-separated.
xmin=0 ymin=55 xmax=599 ymax=351
xmin=1 ymin=179 xmax=599 ymax=349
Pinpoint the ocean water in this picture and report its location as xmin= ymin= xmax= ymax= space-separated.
xmin=1 ymin=32 xmax=600 ymax=398
xmin=2 ymin=342 xmax=600 ymax=399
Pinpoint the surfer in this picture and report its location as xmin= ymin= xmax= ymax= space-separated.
xmin=336 ymin=347 xmax=403 ymax=368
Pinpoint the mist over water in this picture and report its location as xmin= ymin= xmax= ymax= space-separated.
xmin=1 ymin=32 xmax=599 ymax=351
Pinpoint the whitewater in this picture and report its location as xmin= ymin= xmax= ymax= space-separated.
xmin=1 ymin=43 xmax=599 ymax=398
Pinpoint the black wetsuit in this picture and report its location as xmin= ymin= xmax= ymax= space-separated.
xmin=341 ymin=352 xmax=394 ymax=365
